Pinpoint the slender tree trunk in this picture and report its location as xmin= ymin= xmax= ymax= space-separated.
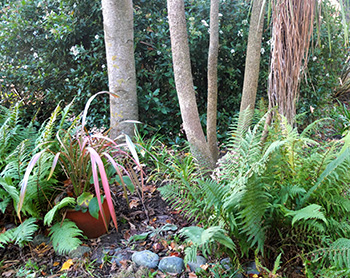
xmin=268 ymin=0 xmax=315 ymax=124
xmin=167 ymin=0 xmax=215 ymax=169
xmin=102 ymin=0 xmax=138 ymax=139
xmin=207 ymin=0 xmax=220 ymax=163
xmin=239 ymin=0 xmax=265 ymax=125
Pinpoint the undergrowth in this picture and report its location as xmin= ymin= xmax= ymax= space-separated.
xmin=155 ymin=110 xmax=350 ymax=277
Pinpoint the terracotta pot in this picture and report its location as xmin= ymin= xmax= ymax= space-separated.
xmin=66 ymin=200 xmax=111 ymax=238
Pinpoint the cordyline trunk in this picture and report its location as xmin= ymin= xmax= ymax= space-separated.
xmin=102 ymin=0 xmax=138 ymax=139
xmin=239 ymin=0 xmax=265 ymax=126
xmin=207 ymin=0 xmax=220 ymax=163
xmin=268 ymin=0 xmax=315 ymax=124
xmin=167 ymin=0 xmax=215 ymax=169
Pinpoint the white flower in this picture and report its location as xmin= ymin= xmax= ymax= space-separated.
xmin=201 ymin=20 xmax=209 ymax=27
xmin=33 ymin=52 xmax=38 ymax=59
xmin=242 ymin=19 xmax=248 ymax=25
xmin=237 ymin=29 xmax=243 ymax=37
xmin=95 ymin=35 xmax=99 ymax=40
xmin=157 ymin=50 xmax=161 ymax=55
xmin=189 ymin=17 xmax=195 ymax=21
xmin=218 ymin=13 xmax=223 ymax=17
xmin=70 ymin=45 xmax=79 ymax=56
xmin=326 ymin=73 xmax=329 ymax=77
xmin=312 ymin=56 xmax=317 ymax=61
xmin=102 ymin=64 xmax=106 ymax=69
xmin=219 ymin=30 xmax=223 ymax=34
xmin=260 ymin=48 xmax=265 ymax=54
xmin=231 ymin=49 xmax=235 ymax=54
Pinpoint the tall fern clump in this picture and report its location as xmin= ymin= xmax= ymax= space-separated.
xmin=161 ymin=109 xmax=350 ymax=275
xmin=0 ymin=101 xmax=84 ymax=254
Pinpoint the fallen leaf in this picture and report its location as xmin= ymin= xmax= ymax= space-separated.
xmin=200 ymin=263 xmax=209 ymax=271
xmin=161 ymin=239 xmax=169 ymax=248
xmin=123 ymin=230 xmax=130 ymax=240
xmin=152 ymin=242 xmax=164 ymax=252
xmin=60 ymin=259 xmax=73 ymax=271
xmin=169 ymin=251 xmax=180 ymax=257
xmin=53 ymin=262 xmax=60 ymax=267
xmin=188 ymin=272 xmax=198 ymax=278
xmin=129 ymin=199 xmax=139 ymax=209
xmin=2 ymin=270 xmax=16 ymax=277
xmin=119 ymin=260 xmax=128 ymax=269
xmin=170 ymin=242 xmax=176 ymax=250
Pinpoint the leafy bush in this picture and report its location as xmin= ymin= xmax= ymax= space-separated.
xmin=298 ymin=0 xmax=348 ymax=124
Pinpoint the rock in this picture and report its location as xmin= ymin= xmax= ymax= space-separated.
xmin=69 ymin=245 xmax=91 ymax=258
xmin=131 ymin=250 xmax=159 ymax=269
xmin=187 ymin=255 xmax=207 ymax=272
xmin=158 ymin=256 xmax=184 ymax=274
xmin=245 ymin=261 xmax=260 ymax=275
xmin=220 ymin=258 xmax=232 ymax=270
xmin=111 ymin=249 xmax=132 ymax=267
xmin=220 ymin=258 xmax=243 ymax=277
xmin=32 ymin=234 xmax=51 ymax=246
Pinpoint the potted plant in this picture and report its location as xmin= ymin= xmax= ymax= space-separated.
xmin=17 ymin=92 xmax=144 ymax=240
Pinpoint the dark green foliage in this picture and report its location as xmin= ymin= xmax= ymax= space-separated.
xmin=159 ymin=110 xmax=350 ymax=274
xmin=0 ymin=218 xmax=38 ymax=248
xmin=49 ymin=219 xmax=83 ymax=255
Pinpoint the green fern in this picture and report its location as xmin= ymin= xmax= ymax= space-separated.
xmin=285 ymin=204 xmax=328 ymax=226
xmin=0 ymin=218 xmax=38 ymax=248
xmin=300 ymin=147 xmax=350 ymax=208
xmin=49 ymin=220 xmax=83 ymax=255
xmin=180 ymin=226 xmax=236 ymax=263
xmin=44 ymin=197 xmax=76 ymax=226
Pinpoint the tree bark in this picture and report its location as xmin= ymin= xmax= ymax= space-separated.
xmin=207 ymin=0 xmax=220 ymax=163
xmin=239 ymin=0 xmax=265 ymax=125
xmin=102 ymin=0 xmax=138 ymax=139
xmin=167 ymin=0 xmax=215 ymax=169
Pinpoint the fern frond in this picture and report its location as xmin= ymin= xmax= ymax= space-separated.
xmin=0 ymin=188 xmax=11 ymax=213
xmin=198 ymin=178 xmax=228 ymax=217
xmin=0 ymin=218 xmax=38 ymax=248
xmin=180 ymin=225 xmax=236 ymax=261
xmin=35 ymin=104 xmax=61 ymax=147
xmin=319 ymin=238 xmax=350 ymax=269
xmin=300 ymin=147 xmax=350 ymax=207
xmin=238 ymin=176 xmax=269 ymax=253
xmin=286 ymin=204 xmax=327 ymax=226
xmin=158 ymin=181 xmax=204 ymax=221
xmin=49 ymin=220 xmax=83 ymax=255
xmin=0 ymin=177 xmax=19 ymax=207
xmin=44 ymin=197 xmax=76 ymax=226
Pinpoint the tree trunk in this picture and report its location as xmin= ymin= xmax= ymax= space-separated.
xmin=167 ymin=0 xmax=215 ymax=169
xmin=207 ymin=0 xmax=220 ymax=163
xmin=268 ymin=0 xmax=315 ymax=124
xmin=239 ymin=0 xmax=265 ymax=125
xmin=102 ymin=0 xmax=138 ymax=139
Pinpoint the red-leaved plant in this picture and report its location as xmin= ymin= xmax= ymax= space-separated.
xmin=17 ymin=92 xmax=143 ymax=233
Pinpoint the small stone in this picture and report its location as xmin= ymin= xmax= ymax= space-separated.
xmin=111 ymin=250 xmax=132 ymax=267
xmin=132 ymin=250 xmax=159 ymax=269
xmin=69 ymin=245 xmax=91 ymax=258
xmin=220 ymin=258 xmax=232 ymax=270
xmin=245 ymin=261 xmax=260 ymax=275
xmin=32 ymin=234 xmax=51 ymax=246
xmin=158 ymin=256 xmax=184 ymax=274
xmin=187 ymin=255 xmax=207 ymax=272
